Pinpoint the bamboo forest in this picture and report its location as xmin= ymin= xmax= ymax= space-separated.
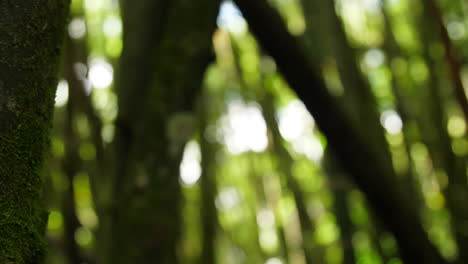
xmin=2 ymin=0 xmax=468 ymax=263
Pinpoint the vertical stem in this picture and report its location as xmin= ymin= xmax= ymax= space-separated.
xmin=423 ymin=0 xmax=468 ymax=123
xmin=199 ymin=95 xmax=219 ymax=264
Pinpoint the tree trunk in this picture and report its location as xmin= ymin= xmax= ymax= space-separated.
xmin=0 ymin=1 xmax=69 ymax=263
xmin=232 ymin=0 xmax=448 ymax=263
xmin=104 ymin=1 xmax=220 ymax=263
xmin=423 ymin=0 xmax=468 ymax=124
xmin=414 ymin=1 xmax=468 ymax=261
xmin=198 ymin=94 xmax=220 ymax=264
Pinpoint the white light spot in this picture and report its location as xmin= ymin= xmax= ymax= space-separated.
xmin=448 ymin=21 xmax=466 ymax=40
xmin=265 ymin=258 xmax=283 ymax=264
xmin=68 ymin=18 xmax=86 ymax=39
xmin=89 ymin=58 xmax=113 ymax=89
xmin=217 ymin=2 xmax=247 ymax=35
xmin=180 ymin=141 xmax=202 ymax=186
xmin=277 ymin=100 xmax=323 ymax=161
xmin=55 ymin=79 xmax=69 ymax=107
xmin=362 ymin=0 xmax=381 ymax=13
xmin=381 ymin=110 xmax=403 ymax=134
xmin=257 ymin=209 xmax=275 ymax=229
xmin=103 ymin=16 xmax=122 ymax=37
xmin=278 ymin=100 xmax=314 ymax=141
xmin=219 ymin=101 xmax=268 ymax=154
xmin=180 ymin=162 xmax=201 ymax=186
xmin=84 ymin=0 xmax=105 ymax=12
xmin=215 ymin=187 xmax=241 ymax=211
xmin=292 ymin=136 xmax=323 ymax=162
xmin=364 ymin=49 xmax=385 ymax=68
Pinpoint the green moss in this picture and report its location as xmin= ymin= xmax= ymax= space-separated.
xmin=0 ymin=0 xmax=70 ymax=263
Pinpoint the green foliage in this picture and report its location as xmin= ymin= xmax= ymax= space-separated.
xmin=38 ymin=0 xmax=468 ymax=263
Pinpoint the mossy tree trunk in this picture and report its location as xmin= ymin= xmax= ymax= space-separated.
xmin=103 ymin=1 xmax=220 ymax=263
xmin=0 ymin=0 xmax=69 ymax=263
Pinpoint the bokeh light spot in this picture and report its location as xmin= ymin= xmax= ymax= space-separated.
xmin=89 ymin=58 xmax=113 ymax=89
xmin=55 ymin=79 xmax=69 ymax=107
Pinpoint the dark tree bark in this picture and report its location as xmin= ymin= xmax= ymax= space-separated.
xmin=198 ymin=95 xmax=220 ymax=264
xmin=321 ymin=153 xmax=357 ymax=264
xmin=60 ymin=86 xmax=84 ymax=264
xmin=0 ymin=0 xmax=70 ymax=263
xmin=413 ymin=1 xmax=468 ymax=261
xmin=301 ymin=0 xmax=391 ymax=161
xmin=103 ymin=1 xmax=220 ymax=263
xmin=423 ymin=0 xmax=468 ymax=124
xmin=299 ymin=1 xmax=394 ymax=262
xmin=232 ymin=0 xmax=448 ymax=263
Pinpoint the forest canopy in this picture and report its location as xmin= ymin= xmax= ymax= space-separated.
xmin=1 ymin=0 xmax=468 ymax=263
